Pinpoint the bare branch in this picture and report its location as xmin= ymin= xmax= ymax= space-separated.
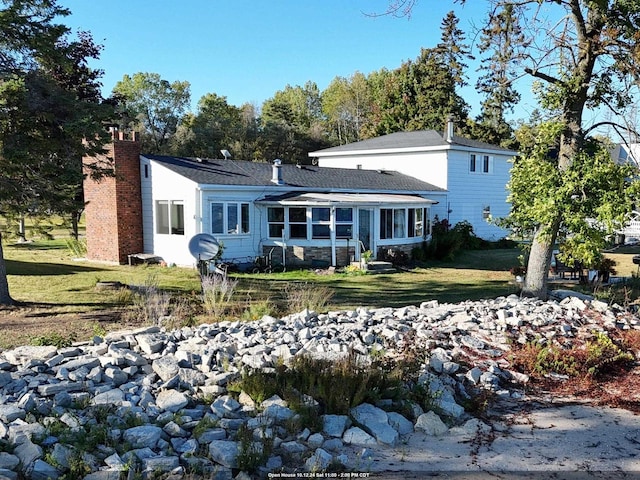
xmin=524 ymin=66 xmax=563 ymax=85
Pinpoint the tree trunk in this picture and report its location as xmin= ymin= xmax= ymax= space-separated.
xmin=0 ymin=233 xmax=15 ymax=306
xmin=522 ymin=220 xmax=559 ymax=299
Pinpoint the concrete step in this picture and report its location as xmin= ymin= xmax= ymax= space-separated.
xmin=363 ymin=260 xmax=396 ymax=274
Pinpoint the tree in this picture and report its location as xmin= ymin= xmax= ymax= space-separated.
xmin=471 ymin=3 xmax=522 ymax=148
xmin=0 ymin=0 xmax=113 ymax=305
xmin=260 ymin=82 xmax=328 ymax=163
xmin=171 ymin=92 xmax=242 ymax=158
xmin=112 ymin=72 xmax=190 ymax=154
xmin=322 ymin=72 xmax=372 ymax=145
xmin=389 ymin=0 xmax=640 ymax=299
xmin=367 ymin=47 xmax=469 ymax=136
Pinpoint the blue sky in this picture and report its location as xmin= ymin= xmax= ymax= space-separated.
xmin=58 ymin=0 xmax=538 ymax=119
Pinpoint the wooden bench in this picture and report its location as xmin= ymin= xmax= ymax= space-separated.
xmin=128 ymin=253 xmax=163 ymax=266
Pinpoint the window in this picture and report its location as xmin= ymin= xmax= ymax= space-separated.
xmin=156 ymin=200 xmax=184 ymax=235
xmin=393 ymin=208 xmax=405 ymax=238
xmin=381 ymin=207 xmax=429 ymax=240
xmin=380 ymin=209 xmax=394 ymax=239
xmin=211 ymin=202 xmax=250 ymax=235
xmin=312 ymin=207 xmax=330 ymax=238
xmin=471 ymin=154 xmax=491 ymax=174
xmin=289 ymin=207 xmax=307 ymax=239
xmin=268 ymin=207 xmax=284 ymax=238
xmin=407 ymin=208 xmax=425 ymax=238
xmin=335 ymin=208 xmax=353 ymax=239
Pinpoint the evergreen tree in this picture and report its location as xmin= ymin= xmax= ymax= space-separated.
xmin=0 ymin=0 xmax=113 ymax=305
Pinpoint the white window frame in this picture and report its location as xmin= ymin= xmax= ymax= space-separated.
xmin=211 ymin=201 xmax=250 ymax=236
xmin=470 ymin=154 xmax=492 ymax=174
xmin=381 ymin=207 xmax=430 ymax=240
xmin=266 ymin=206 xmax=355 ymax=240
xmin=156 ymin=200 xmax=184 ymax=236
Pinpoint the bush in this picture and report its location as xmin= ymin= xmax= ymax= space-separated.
xmin=416 ymin=218 xmax=505 ymax=261
xmin=230 ymin=351 xmax=407 ymax=416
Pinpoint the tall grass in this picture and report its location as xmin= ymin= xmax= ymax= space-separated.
xmin=201 ymin=274 xmax=238 ymax=319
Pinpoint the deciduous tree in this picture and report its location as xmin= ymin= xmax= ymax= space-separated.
xmin=112 ymin=72 xmax=190 ymax=154
xmin=388 ymin=0 xmax=640 ymax=299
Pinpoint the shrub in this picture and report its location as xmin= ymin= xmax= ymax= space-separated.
xmin=65 ymin=238 xmax=87 ymax=257
xmin=509 ymin=332 xmax=634 ymax=379
xmin=231 ymin=351 xmax=407 ymax=416
xmin=378 ymin=247 xmax=410 ymax=266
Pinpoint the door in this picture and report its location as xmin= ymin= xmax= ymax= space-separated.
xmin=358 ymin=208 xmax=373 ymax=257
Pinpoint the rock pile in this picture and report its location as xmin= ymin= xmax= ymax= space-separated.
xmin=0 ymin=293 xmax=637 ymax=479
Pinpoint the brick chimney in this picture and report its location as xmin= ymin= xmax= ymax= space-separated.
xmin=82 ymin=129 xmax=143 ymax=264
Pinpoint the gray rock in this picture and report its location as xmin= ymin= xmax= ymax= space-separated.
xmin=350 ymin=403 xmax=398 ymax=446
xmin=307 ymin=432 xmax=324 ymax=448
xmin=415 ymin=411 xmax=449 ymax=436
xmin=208 ymin=440 xmax=239 ymax=468
xmin=13 ymin=438 xmax=42 ymax=471
xmin=152 ymin=355 xmax=180 ymax=382
xmin=323 ymin=414 xmax=351 ymax=438
xmin=0 ymin=405 xmax=25 ymax=423
xmin=30 ymin=459 xmax=59 ymax=480
xmin=0 ymin=468 xmax=18 ymax=480
xmin=280 ymin=441 xmax=307 ymax=454
xmin=156 ymin=389 xmax=189 ymax=412
xmin=342 ymin=427 xmax=377 ymax=445
xmin=0 ymin=452 xmax=19 ymax=470
xmin=123 ymin=425 xmax=163 ymax=449
xmin=305 ymin=448 xmax=333 ymax=471
xmin=141 ymin=455 xmax=180 ymax=474
xmin=387 ymin=412 xmax=414 ymax=435
xmin=92 ymin=388 xmax=124 ymax=406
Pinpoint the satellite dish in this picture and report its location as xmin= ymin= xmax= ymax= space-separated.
xmin=188 ymin=233 xmax=220 ymax=261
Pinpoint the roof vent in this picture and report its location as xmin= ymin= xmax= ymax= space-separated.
xmin=196 ymin=157 xmax=208 ymax=164
xmin=444 ymin=116 xmax=455 ymax=143
xmin=271 ymin=159 xmax=284 ymax=185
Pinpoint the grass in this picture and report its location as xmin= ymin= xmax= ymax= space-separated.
xmin=3 ymin=236 xmax=640 ymax=349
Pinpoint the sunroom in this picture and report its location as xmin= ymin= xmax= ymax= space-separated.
xmin=256 ymin=192 xmax=437 ymax=268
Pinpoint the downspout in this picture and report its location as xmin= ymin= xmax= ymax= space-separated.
xmin=330 ymin=206 xmax=337 ymax=266
xmin=195 ymin=187 xmax=202 ymax=234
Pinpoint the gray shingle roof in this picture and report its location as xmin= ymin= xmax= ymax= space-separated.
xmin=143 ymin=155 xmax=445 ymax=192
xmin=310 ymin=130 xmax=515 ymax=155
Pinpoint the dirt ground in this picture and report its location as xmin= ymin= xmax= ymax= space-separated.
xmin=0 ymin=303 xmax=132 ymax=349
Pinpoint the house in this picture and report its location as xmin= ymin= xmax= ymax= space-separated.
xmin=82 ymin=130 xmax=444 ymax=268
xmin=309 ymin=120 xmax=518 ymax=240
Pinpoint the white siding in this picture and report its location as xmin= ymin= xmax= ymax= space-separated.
xmin=200 ymin=188 xmax=265 ymax=263
xmin=144 ymin=159 xmax=199 ymax=267
xmin=319 ymin=151 xmax=449 ymax=190
xmin=317 ymin=146 xmax=514 ymax=240
xmin=446 ymin=150 xmax=512 ymax=240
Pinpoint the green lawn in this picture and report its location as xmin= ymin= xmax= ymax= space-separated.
xmin=3 ymin=239 xmax=640 ymax=332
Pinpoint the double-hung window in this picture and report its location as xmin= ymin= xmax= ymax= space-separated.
xmin=312 ymin=207 xmax=331 ymax=239
xmin=267 ymin=207 xmax=285 ymax=238
xmin=335 ymin=208 xmax=353 ymax=239
xmin=470 ymin=154 xmax=491 ymax=173
xmin=156 ymin=200 xmax=184 ymax=235
xmin=211 ymin=202 xmax=250 ymax=235
xmin=289 ymin=207 xmax=307 ymax=239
